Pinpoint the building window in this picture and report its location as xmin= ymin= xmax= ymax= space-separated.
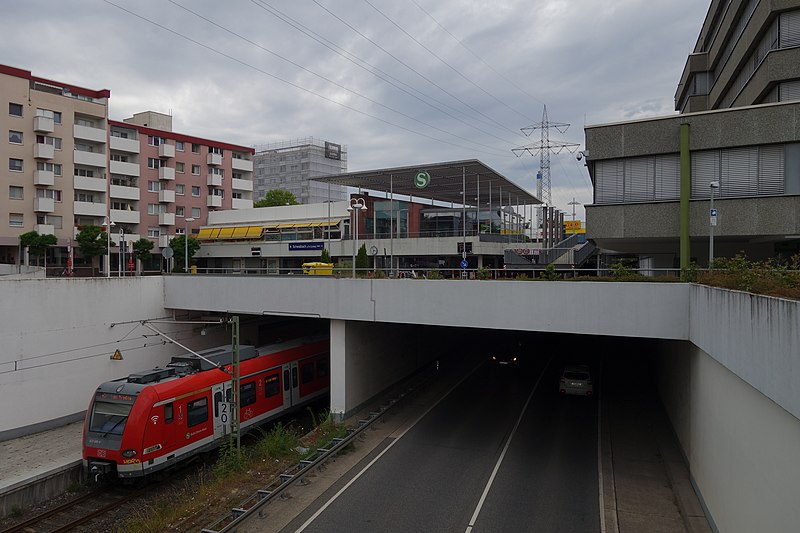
xmin=111 ymin=154 xmax=128 ymax=162
xmin=8 ymin=130 xmax=22 ymax=144
xmin=74 ymin=143 xmax=94 ymax=153
xmin=9 ymin=213 xmax=23 ymax=228
xmin=191 ymin=164 xmax=200 ymax=175
xmin=37 ymin=162 xmax=62 ymax=176
xmin=75 ymin=118 xmax=95 ymax=127
xmin=111 ymin=130 xmax=129 ymax=139
xmin=191 ymin=186 xmax=200 ymax=197
xmin=39 ymin=189 xmax=63 ymax=201
xmin=9 ymin=103 xmax=23 ymax=117
xmin=176 ymin=162 xmax=185 ymax=173
xmin=9 ymin=158 xmax=23 ymax=172
xmin=36 ymin=135 xmax=62 ymax=149
xmin=191 ymin=143 xmax=201 ymax=154
xmin=72 ymin=192 xmax=91 ymax=202
xmin=209 ymin=146 xmax=223 ymax=155
xmin=210 ymin=168 xmax=225 ymax=177
xmin=147 ymin=135 xmax=167 ymax=146
xmin=176 ymin=206 xmax=185 ymax=217
xmin=176 ymin=141 xmax=184 ymax=151
xmin=147 ymin=203 xmax=166 ymax=215
xmin=147 ymin=227 xmax=160 ymax=237
xmin=175 ymin=184 xmax=185 ymax=195
xmin=147 ymin=157 xmax=162 ymax=169
xmin=232 ymin=192 xmax=243 ymax=199
xmin=74 ymin=168 xmax=94 ymax=178
xmin=148 ymin=181 xmax=160 ymax=192
xmin=191 ymin=207 xmax=201 ymax=218
xmin=36 ymin=109 xmax=61 ymax=123
xmin=9 ymin=186 xmax=23 ymax=200
xmin=187 ymin=397 xmax=208 ymax=428
xmin=37 ymin=215 xmax=62 ymax=229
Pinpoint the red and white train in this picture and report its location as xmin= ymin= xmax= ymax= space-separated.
xmin=82 ymin=336 xmax=329 ymax=479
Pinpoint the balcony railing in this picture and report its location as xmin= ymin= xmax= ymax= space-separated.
xmin=207 ymin=153 xmax=222 ymax=166
xmin=33 ymin=116 xmax=54 ymax=133
xmin=159 ymin=144 xmax=175 ymax=158
xmin=34 ymin=143 xmax=55 ymax=159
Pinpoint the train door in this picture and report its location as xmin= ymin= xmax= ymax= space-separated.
xmin=212 ymin=382 xmax=233 ymax=439
xmin=282 ymin=362 xmax=300 ymax=407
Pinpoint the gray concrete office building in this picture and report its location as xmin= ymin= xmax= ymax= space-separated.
xmin=253 ymin=137 xmax=348 ymax=205
xmin=584 ymin=0 xmax=800 ymax=270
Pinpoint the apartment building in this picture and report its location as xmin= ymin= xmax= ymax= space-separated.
xmin=253 ymin=137 xmax=347 ymax=205
xmin=1 ymin=65 xmax=254 ymax=270
xmin=584 ymin=0 xmax=800 ymax=271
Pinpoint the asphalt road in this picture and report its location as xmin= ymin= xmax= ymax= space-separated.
xmin=289 ymin=354 xmax=600 ymax=533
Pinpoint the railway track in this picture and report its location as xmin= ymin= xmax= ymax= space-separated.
xmin=1 ymin=486 xmax=145 ymax=533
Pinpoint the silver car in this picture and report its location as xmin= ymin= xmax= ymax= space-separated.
xmin=559 ymin=364 xmax=594 ymax=396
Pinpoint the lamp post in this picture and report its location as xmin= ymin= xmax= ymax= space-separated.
xmin=709 ymin=181 xmax=719 ymax=267
xmin=184 ymin=217 xmax=195 ymax=273
xmin=102 ymin=217 xmax=114 ymax=278
xmin=347 ymin=198 xmax=367 ymax=278
xmin=118 ymin=228 xmax=124 ymax=277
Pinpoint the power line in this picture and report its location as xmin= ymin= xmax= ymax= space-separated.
xmin=311 ymin=0 xmax=525 ymax=139
xmin=249 ymin=0 xmax=521 ymax=147
xmin=103 ymin=1 xmax=513 ymax=157
xmin=164 ymin=0 xmax=510 ymax=156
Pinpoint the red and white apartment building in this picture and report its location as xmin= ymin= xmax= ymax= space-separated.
xmin=0 ymin=64 xmax=254 ymax=272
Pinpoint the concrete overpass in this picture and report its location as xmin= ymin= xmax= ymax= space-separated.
xmin=162 ymin=276 xmax=799 ymax=533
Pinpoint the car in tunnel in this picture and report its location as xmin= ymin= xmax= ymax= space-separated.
xmin=559 ymin=364 xmax=594 ymax=396
xmin=491 ymin=353 xmax=518 ymax=366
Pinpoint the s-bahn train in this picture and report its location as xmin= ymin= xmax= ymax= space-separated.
xmin=82 ymin=336 xmax=329 ymax=480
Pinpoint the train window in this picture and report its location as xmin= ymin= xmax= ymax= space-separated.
xmin=292 ymin=367 xmax=298 ymax=388
xmin=164 ymin=403 xmax=174 ymax=424
xmin=187 ymin=397 xmax=208 ymax=427
xmin=265 ymin=374 xmax=280 ymax=398
xmin=89 ymin=400 xmax=132 ymax=435
xmin=240 ymin=381 xmax=256 ymax=407
xmin=214 ymin=391 xmax=222 ymax=417
xmin=283 ymin=369 xmax=290 ymax=391
xmin=316 ymin=359 xmax=328 ymax=378
xmin=301 ymin=362 xmax=314 ymax=384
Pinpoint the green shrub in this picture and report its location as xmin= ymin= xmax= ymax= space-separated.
xmin=475 ymin=267 xmax=490 ymax=280
xmin=539 ymin=264 xmax=560 ymax=281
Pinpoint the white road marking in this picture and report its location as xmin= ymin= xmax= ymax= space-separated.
xmin=464 ymin=356 xmax=552 ymax=533
xmin=294 ymin=359 xmax=485 ymax=533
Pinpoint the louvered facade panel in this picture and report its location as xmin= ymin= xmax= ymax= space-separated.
xmin=691 ymin=150 xmax=719 ymax=198
xmin=624 ymin=157 xmax=655 ymax=202
xmin=654 ymin=154 xmax=681 ymax=200
xmin=779 ymin=10 xmax=800 ymax=48
xmin=594 ymin=160 xmax=624 ymax=204
xmin=758 ymin=145 xmax=785 ymax=195
xmin=779 ymin=80 xmax=800 ymax=102
xmin=721 ymin=147 xmax=758 ymax=197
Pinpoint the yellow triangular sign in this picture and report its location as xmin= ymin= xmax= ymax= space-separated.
xmin=110 ymin=349 xmax=123 ymax=361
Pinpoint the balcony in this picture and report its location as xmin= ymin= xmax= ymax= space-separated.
xmin=207 ymin=153 xmax=222 ymax=166
xmin=110 ymin=208 xmax=140 ymax=224
xmin=110 ymin=184 xmax=140 ymax=200
xmin=159 ymin=189 xmax=176 ymax=203
xmin=158 ymin=235 xmax=171 ymax=248
xmin=207 ymin=174 xmax=222 ymax=187
xmin=109 ymin=136 xmax=140 ymax=153
xmin=110 ymin=160 xmax=139 ymax=176
xmin=74 ymin=176 xmax=107 ymax=192
xmin=34 ymin=170 xmax=55 ymax=186
xmin=33 ymin=116 xmax=54 ymax=133
xmin=74 ymin=150 xmax=107 ymax=168
xmin=207 ymin=195 xmax=223 ymax=208
xmin=34 ymin=224 xmax=55 ymax=236
xmin=231 ymin=177 xmax=253 ymax=191
xmin=158 ymin=144 xmax=175 ymax=158
xmin=159 ymin=212 xmax=176 ymax=226
xmin=34 ymin=143 xmax=55 ymax=159
xmin=231 ymin=158 xmax=253 ymax=172
xmin=159 ymin=166 xmax=175 ymax=180
xmin=34 ymin=197 xmax=55 ymax=213
xmin=73 ymin=124 xmax=107 ymax=144
xmin=232 ymin=198 xmax=253 ymax=210
xmin=74 ymin=201 xmax=107 ymax=217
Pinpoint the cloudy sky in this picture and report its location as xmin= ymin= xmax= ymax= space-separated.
xmin=2 ymin=0 xmax=710 ymax=219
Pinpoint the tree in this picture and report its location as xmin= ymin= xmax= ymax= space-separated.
xmin=169 ymin=235 xmax=201 ymax=273
xmin=254 ymin=189 xmax=299 ymax=207
xmin=75 ymin=225 xmax=107 ymax=275
xmin=132 ymin=238 xmax=155 ymax=274
xmin=320 ymin=248 xmax=332 ymax=263
xmin=355 ymin=243 xmax=369 ymax=276
xmin=19 ymin=231 xmax=57 ymax=266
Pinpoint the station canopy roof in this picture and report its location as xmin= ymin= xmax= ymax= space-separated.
xmin=311 ymin=159 xmax=541 ymax=208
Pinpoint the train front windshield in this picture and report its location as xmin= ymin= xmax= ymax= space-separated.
xmin=90 ymin=400 xmax=133 ymax=435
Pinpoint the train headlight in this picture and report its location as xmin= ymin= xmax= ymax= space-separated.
xmin=121 ymin=449 xmax=137 ymax=458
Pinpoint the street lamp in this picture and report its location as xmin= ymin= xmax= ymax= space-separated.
xmin=347 ymin=198 xmax=367 ymax=278
xmin=184 ymin=217 xmax=195 ymax=273
xmin=709 ymin=181 xmax=720 ymax=267
xmin=102 ymin=217 xmax=115 ymax=278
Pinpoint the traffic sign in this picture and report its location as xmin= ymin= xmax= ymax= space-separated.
xmin=414 ymin=171 xmax=430 ymax=189
xmin=162 ymin=246 xmax=174 ymax=259
xmin=460 ymin=259 xmax=468 ymax=269
xmin=710 ymin=209 xmax=718 ymax=226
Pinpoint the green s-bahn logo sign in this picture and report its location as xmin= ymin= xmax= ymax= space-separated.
xmin=414 ymin=171 xmax=430 ymax=189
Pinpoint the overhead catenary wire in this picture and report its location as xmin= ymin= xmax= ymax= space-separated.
xmin=103 ymin=0 xmax=514 ymax=158
xmin=249 ymin=0 xmax=522 ymax=148
xmin=164 ymin=0 xmax=511 ymax=157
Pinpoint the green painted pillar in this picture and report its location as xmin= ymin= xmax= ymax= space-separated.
xmin=679 ymin=123 xmax=691 ymax=270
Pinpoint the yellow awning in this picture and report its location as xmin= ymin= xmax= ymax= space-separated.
xmin=217 ymin=227 xmax=235 ymax=238
xmin=277 ymin=223 xmax=296 ymax=229
xmin=197 ymin=228 xmax=215 ymax=240
xmin=231 ymin=226 xmax=249 ymax=238
xmin=245 ymin=226 xmax=264 ymax=238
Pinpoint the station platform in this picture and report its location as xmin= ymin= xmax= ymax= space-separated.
xmin=0 ymin=421 xmax=83 ymax=517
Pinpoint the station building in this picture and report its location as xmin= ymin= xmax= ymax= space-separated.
xmin=584 ymin=1 xmax=800 ymax=270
